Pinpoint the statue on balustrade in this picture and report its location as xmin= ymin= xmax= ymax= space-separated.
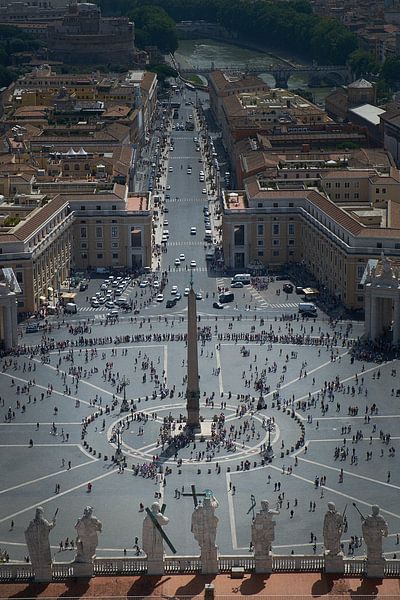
xmin=323 ymin=502 xmax=343 ymax=556
xmin=74 ymin=506 xmax=102 ymax=564
xmin=191 ymin=494 xmax=219 ymax=573
xmin=25 ymin=507 xmax=56 ymax=572
xmin=361 ymin=505 xmax=388 ymax=561
xmin=251 ymin=500 xmax=279 ymax=557
xmin=142 ymin=501 xmax=169 ymax=562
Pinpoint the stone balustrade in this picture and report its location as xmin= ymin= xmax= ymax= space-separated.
xmin=1 ymin=555 xmax=400 ymax=581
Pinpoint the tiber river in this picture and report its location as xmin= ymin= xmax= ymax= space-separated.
xmin=175 ymin=39 xmax=334 ymax=103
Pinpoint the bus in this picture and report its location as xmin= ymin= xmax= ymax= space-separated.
xmin=219 ymin=291 xmax=234 ymax=304
xmin=231 ymin=273 xmax=251 ymax=284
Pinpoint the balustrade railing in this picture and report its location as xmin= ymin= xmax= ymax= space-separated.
xmin=164 ymin=556 xmax=202 ymax=573
xmin=343 ymin=558 xmax=366 ymax=576
xmin=384 ymin=559 xmax=400 ymax=577
xmin=218 ymin=555 xmax=255 ymax=572
xmin=94 ymin=556 xmax=147 ymax=575
xmin=0 ymin=563 xmax=34 ymax=581
xmin=272 ymin=555 xmax=324 ymax=572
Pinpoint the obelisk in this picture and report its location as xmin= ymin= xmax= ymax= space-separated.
xmin=186 ymin=270 xmax=200 ymax=430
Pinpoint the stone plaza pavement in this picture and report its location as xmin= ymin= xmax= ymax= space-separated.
xmin=1 ymin=311 xmax=400 ymax=565
xmin=1 ymin=572 xmax=400 ymax=598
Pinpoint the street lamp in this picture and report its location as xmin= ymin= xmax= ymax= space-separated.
xmin=115 ymin=424 xmax=123 ymax=463
xmin=264 ymin=420 xmax=274 ymax=462
xmin=120 ymin=375 xmax=131 ymax=413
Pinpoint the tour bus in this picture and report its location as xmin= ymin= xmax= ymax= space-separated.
xmin=231 ymin=273 xmax=251 ymax=285
xmin=64 ymin=302 xmax=78 ymax=314
xmin=298 ymin=302 xmax=317 ymax=316
xmin=219 ymin=291 xmax=234 ymax=304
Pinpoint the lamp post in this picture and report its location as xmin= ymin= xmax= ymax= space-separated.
xmin=120 ymin=375 xmax=130 ymax=413
xmin=264 ymin=420 xmax=274 ymax=462
xmin=115 ymin=424 xmax=123 ymax=463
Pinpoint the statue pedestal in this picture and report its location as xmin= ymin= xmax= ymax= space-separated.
xmin=366 ymin=558 xmax=385 ymax=578
xmin=73 ymin=562 xmax=94 ymax=578
xmin=201 ymin=547 xmax=218 ymax=574
xmin=33 ymin=565 xmax=53 ymax=582
xmin=120 ymin=399 xmax=129 ymax=413
xmin=254 ymin=555 xmax=273 ymax=574
xmin=147 ymin=558 xmax=164 ymax=575
xmin=324 ymin=552 xmax=344 ymax=574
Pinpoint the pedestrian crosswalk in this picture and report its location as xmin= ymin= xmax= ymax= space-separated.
xmin=168 ymin=241 xmax=204 ymax=246
xmin=171 ymin=266 xmax=208 ymax=272
xmin=256 ymin=303 xmax=298 ymax=310
xmin=169 ymin=156 xmax=195 ymax=160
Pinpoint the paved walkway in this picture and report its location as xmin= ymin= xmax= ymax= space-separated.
xmin=1 ymin=573 xmax=399 ymax=598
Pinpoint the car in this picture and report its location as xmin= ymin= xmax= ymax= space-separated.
xmin=166 ymin=298 xmax=177 ymax=308
xmin=153 ymin=280 xmax=160 ymax=288
xmin=91 ymin=300 xmax=100 ymax=308
xmin=26 ymin=323 xmax=40 ymax=333
xmin=193 ymin=137 xmax=198 ymax=142
xmin=119 ymin=301 xmax=131 ymax=310
xmin=231 ymin=281 xmax=244 ymax=288
xmin=168 ymin=166 xmax=173 ymax=172
xmin=190 ymin=260 xmax=197 ymax=268
xmin=166 ymin=184 xmax=171 ymax=190
xmin=174 ymin=258 xmax=181 ymax=266
xmin=196 ymin=292 xmax=203 ymax=300
xmin=213 ymin=302 xmax=224 ymax=309
xmin=295 ymin=286 xmax=304 ymax=295
xmin=169 ymin=146 xmax=174 ymax=151
xmin=139 ymin=280 xmax=149 ymax=288
xmin=190 ymin=227 xmax=197 ymax=235
xmin=204 ymin=219 xmax=211 ymax=227
xmin=179 ymin=253 xmax=185 ymax=261
xmin=163 ymin=230 xmax=169 ymax=237
xmin=164 ymin=220 xmax=169 ymax=226
xmin=203 ymin=210 xmax=210 ymax=217
xmin=184 ymin=287 xmax=190 ymax=296
xmin=79 ymin=282 xmax=88 ymax=291
xmin=171 ymin=285 xmax=178 ymax=294
xmin=175 ymin=292 xmax=182 ymax=301
xmin=105 ymin=300 xmax=114 ymax=309
xmin=156 ymin=294 xmax=164 ymax=302
xmin=165 ymin=194 xmax=170 ymax=200
xmin=202 ymin=188 xmax=207 ymax=194
xmin=98 ymin=296 xmax=106 ymax=304
xmin=199 ymin=171 xmax=204 ymax=176
xmin=114 ymin=289 xmax=122 ymax=296
xmin=283 ymin=283 xmax=294 ymax=293
xmin=161 ymin=236 xmax=168 ymax=244
xmin=114 ymin=298 xmax=126 ymax=306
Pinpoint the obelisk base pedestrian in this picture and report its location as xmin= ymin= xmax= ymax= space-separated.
xmin=324 ymin=552 xmax=344 ymax=574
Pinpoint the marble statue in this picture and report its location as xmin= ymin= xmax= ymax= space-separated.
xmin=252 ymin=500 xmax=279 ymax=557
xmin=142 ymin=502 xmax=169 ymax=563
xmin=191 ymin=495 xmax=219 ymax=573
xmin=361 ymin=505 xmax=388 ymax=561
xmin=323 ymin=502 xmax=343 ymax=556
xmin=74 ymin=506 xmax=102 ymax=564
xmin=25 ymin=507 xmax=56 ymax=579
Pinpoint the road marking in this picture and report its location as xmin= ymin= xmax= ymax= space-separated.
xmin=0 ymin=469 xmax=118 ymax=524
xmin=0 ymin=458 xmax=96 ymax=496
xmin=298 ymin=454 xmax=400 ymax=492
xmin=0 ymin=371 xmax=92 ymax=407
xmin=0 ymin=422 xmax=82 ymax=426
xmin=215 ymin=344 xmax=223 ymax=395
xmin=226 ymin=471 xmax=238 ymax=549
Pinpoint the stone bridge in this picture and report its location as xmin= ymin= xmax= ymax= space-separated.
xmin=178 ymin=62 xmax=352 ymax=88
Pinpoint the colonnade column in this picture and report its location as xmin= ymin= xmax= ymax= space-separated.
xmin=393 ymin=297 xmax=400 ymax=345
xmin=10 ymin=300 xmax=18 ymax=347
xmin=3 ymin=303 xmax=13 ymax=351
xmin=370 ymin=296 xmax=379 ymax=340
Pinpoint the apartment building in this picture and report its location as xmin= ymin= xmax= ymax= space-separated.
xmin=222 ymin=178 xmax=400 ymax=310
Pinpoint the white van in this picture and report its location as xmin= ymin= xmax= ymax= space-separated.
xmin=64 ymin=302 xmax=77 ymax=314
xmin=231 ymin=273 xmax=251 ymax=285
xmin=298 ymin=302 xmax=317 ymax=316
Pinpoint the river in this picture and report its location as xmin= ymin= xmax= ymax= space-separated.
xmin=175 ymin=39 xmax=333 ymax=104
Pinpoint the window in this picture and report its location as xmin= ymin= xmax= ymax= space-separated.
xmin=272 ymin=223 xmax=280 ymax=236
xmin=344 ymin=182 xmax=350 ymax=188
xmin=326 ymin=182 xmax=331 ymax=189
xmin=382 ymin=188 xmax=386 ymax=194
xmin=354 ymin=193 xmax=359 ymax=199
xmin=16 ymin=271 xmax=23 ymax=283
xmin=377 ymin=242 xmax=382 ymax=249
xmin=74 ymin=164 xmax=79 ymax=171
xmin=111 ymin=252 xmax=119 ymax=260
xmin=80 ymin=206 xmax=85 ymax=211
xmin=258 ymin=251 xmax=264 ymax=257
xmin=131 ymin=227 xmax=142 ymax=248
xmin=112 ymin=242 xmax=119 ymax=249
xmin=376 ymin=188 xmax=379 ymax=194
xmin=335 ymin=182 xmax=340 ymax=188
xmin=81 ymin=242 xmax=87 ymax=249
xmin=273 ymin=203 xmax=278 ymax=208
xmin=272 ymin=239 xmax=280 ymax=247
xmin=288 ymin=239 xmax=295 ymax=246
xmin=289 ymin=202 xmax=294 ymax=207
xmin=111 ymin=226 xmax=118 ymax=238
xmin=257 ymin=203 xmax=262 ymax=208
xmin=273 ymin=250 xmax=280 ymax=256
xmin=257 ymin=224 xmax=264 ymax=236
xmin=233 ymin=225 xmax=245 ymax=246
xmin=80 ymin=227 xmax=87 ymax=238
xmin=257 ymin=239 xmax=264 ymax=247
xmin=81 ymin=253 xmax=87 ymax=259
xmin=288 ymin=223 xmax=295 ymax=236
xmin=335 ymin=193 xmax=340 ymax=199
xmin=357 ymin=265 xmax=365 ymax=279
xmin=112 ymin=205 xmax=117 ymax=211
xmin=97 ymin=253 xmax=103 ymax=259
xmin=96 ymin=226 xmax=103 ymax=238
xmin=395 ymin=243 xmax=400 ymax=250
xmin=96 ymin=242 xmax=103 ymax=249
xmin=344 ymin=193 xmax=349 ymax=199
xmin=96 ymin=205 xmax=101 ymax=211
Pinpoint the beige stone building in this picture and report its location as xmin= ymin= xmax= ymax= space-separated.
xmin=222 ymin=179 xmax=400 ymax=310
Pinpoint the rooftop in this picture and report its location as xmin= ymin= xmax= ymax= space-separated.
xmin=349 ymin=103 xmax=386 ymax=126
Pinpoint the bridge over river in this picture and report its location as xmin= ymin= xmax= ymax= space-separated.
xmin=178 ymin=62 xmax=351 ymax=88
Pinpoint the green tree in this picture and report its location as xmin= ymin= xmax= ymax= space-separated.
xmin=349 ymin=49 xmax=380 ymax=78
xmin=381 ymin=56 xmax=400 ymax=84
